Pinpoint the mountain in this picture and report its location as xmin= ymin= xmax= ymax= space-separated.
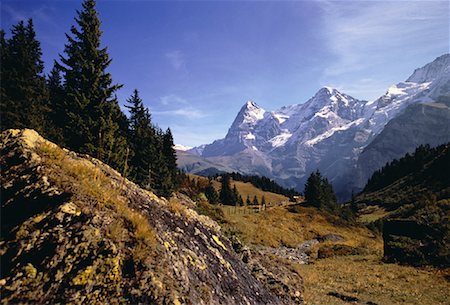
xmin=179 ymin=54 xmax=450 ymax=200
xmin=0 ymin=129 xmax=293 ymax=304
xmin=355 ymin=99 xmax=450 ymax=190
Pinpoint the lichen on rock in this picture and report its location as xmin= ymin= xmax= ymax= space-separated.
xmin=0 ymin=129 xmax=292 ymax=304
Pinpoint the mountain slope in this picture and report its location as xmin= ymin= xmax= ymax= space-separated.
xmin=355 ymin=99 xmax=450 ymax=190
xmin=0 ymin=129 xmax=289 ymax=304
xmin=355 ymin=143 xmax=450 ymax=267
xmin=182 ymin=54 xmax=450 ymax=200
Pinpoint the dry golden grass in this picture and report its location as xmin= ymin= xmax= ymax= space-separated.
xmin=221 ymin=204 xmax=381 ymax=250
xmin=297 ymin=254 xmax=450 ymax=305
xmin=358 ymin=206 xmax=391 ymax=224
xmin=188 ymin=174 xmax=289 ymax=206
xmin=37 ymin=142 xmax=157 ymax=255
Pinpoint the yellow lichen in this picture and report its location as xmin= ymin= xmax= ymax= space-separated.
xmin=24 ymin=263 xmax=37 ymax=278
xmin=164 ymin=241 xmax=171 ymax=250
xmin=72 ymin=266 xmax=95 ymax=286
xmin=212 ymin=235 xmax=227 ymax=251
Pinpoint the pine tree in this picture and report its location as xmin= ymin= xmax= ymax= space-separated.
xmin=261 ymin=195 xmax=266 ymax=206
xmin=125 ymin=89 xmax=154 ymax=187
xmin=58 ymin=0 xmax=125 ymax=163
xmin=220 ymin=175 xmax=234 ymax=205
xmin=252 ymin=195 xmax=259 ymax=206
xmin=204 ymin=181 xmax=219 ymax=204
xmin=1 ymin=19 xmax=48 ymax=132
xmin=46 ymin=61 xmax=65 ymax=144
xmin=304 ymin=170 xmax=337 ymax=211
xmin=232 ymin=184 xmax=240 ymax=204
xmin=162 ymin=128 xmax=178 ymax=187
xmin=246 ymin=195 xmax=251 ymax=206
xmin=238 ymin=195 xmax=244 ymax=206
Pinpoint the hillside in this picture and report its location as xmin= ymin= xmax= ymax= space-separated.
xmin=356 ymin=143 xmax=450 ymax=267
xmin=188 ymin=174 xmax=290 ymax=206
xmin=216 ymin=203 xmax=449 ymax=305
xmin=356 ymin=142 xmax=450 ymax=209
xmin=0 ymin=129 xmax=293 ymax=304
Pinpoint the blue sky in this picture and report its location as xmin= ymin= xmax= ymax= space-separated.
xmin=1 ymin=0 xmax=449 ymax=147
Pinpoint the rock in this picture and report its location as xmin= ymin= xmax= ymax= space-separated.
xmin=317 ymin=244 xmax=367 ymax=259
xmin=316 ymin=233 xmax=345 ymax=242
xmin=0 ymin=129 xmax=293 ymax=304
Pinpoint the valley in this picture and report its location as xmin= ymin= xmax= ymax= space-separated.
xmin=1 ymin=0 xmax=449 ymax=303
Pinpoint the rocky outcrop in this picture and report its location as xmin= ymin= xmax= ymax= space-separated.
xmin=0 ymin=129 xmax=296 ymax=304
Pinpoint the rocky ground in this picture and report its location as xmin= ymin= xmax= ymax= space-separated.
xmin=0 ymin=129 xmax=302 ymax=304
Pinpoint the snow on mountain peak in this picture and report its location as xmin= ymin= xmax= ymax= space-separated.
xmin=238 ymin=100 xmax=266 ymax=124
xmin=406 ymin=54 xmax=450 ymax=83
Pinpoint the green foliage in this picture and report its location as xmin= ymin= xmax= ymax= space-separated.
xmin=252 ymin=195 xmax=259 ymax=206
xmin=45 ymin=62 xmax=65 ymax=144
xmin=304 ymin=170 xmax=337 ymax=211
xmin=212 ymin=172 xmax=300 ymax=199
xmin=220 ymin=175 xmax=236 ymax=205
xmin=204 ymin=180 xmax=219 ymax=204
xmin=1 ymin=19 xmax=48 ymax=133
xmin=57 ymin=0 xmax=127 ymax=164
xmin=125 ymin=90 xmax=176 ymax=198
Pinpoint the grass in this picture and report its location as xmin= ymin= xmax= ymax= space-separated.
xmin=358 ymin=206 xmax=391 ymax=224
xmin=297 ymin=254 xmax=450 ymax=305
xmin=220 ymin=204 xmax=381 ymax=250
xmin=37 ymin=142 xmax=157 ymax=260
xmin=189 ymin=174 xmax=290 ymax=206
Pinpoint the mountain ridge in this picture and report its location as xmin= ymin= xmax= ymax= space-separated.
xmin=178 ymin=54 xmax=450 ymax=200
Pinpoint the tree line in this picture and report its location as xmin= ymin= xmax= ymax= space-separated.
xmin=178 ymin=174 xmax=266 ymax=207
xmin=211 ymin=172 xmax=300 ymax=199
xmin=0 ymin=0 xmax=177 ymax=197
xmin=363 ymin=144 xmax=447 ymax=193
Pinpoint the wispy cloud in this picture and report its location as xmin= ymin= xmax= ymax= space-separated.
xmin=159 ymin=94 xmax=189 ymax=106
xmin=317 ymin=0 xmax=449 ymax=99
xmin=320 ymin=0 xmax=448 ymax=76
xmin=165 ymin=50 xmax=186 ymax=71
xmin=1 ymin=4 xmax=57 ymax=26
xmin=153 ymin=94 xmax=208 ymax=119
xmin=153 ymin=108 xmax=208 ymax=119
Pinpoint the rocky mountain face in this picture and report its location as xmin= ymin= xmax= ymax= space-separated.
xmin=0 ymin=129 xmax=301 ymax=304
xmin=355 ymin=100 xmax=450 ymax=189
xmin=178 ymin=54 xmax=450 ymax=200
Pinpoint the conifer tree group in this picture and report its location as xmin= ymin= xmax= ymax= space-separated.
xmin=304 ymin=170 xmax=337 ymax=211
xmin=1 ymin=0 xmax=178 ymax=198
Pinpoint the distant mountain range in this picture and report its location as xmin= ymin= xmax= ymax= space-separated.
xmin=177 ymin=54 xmax=450 ymax=200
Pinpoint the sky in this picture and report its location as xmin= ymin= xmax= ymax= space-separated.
xmin=1 ymin=0 xmax=449 ymax=147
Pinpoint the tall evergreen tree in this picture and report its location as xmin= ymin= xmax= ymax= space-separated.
xmin=220 ymin=175 xmax=234 ymax=205
xmin=1 ymin=19 xmax=48 ymax=132
xmin=252 ymin=195 xmax=259 ymax=206
xmin=125 ymin=89 xmax=154 ymax=187
xmin=162 ymin=128 xmax=178 ymax=186
xmin=58 ymin=0 xmax=126 ymax=163
xmin=204 ymin=181 xmax=219 ymax=204
xmin=246 ymin=195 xmax=251 ymax=206
xmin=304 ymin=170 xmax=337 ymax=210
xmin=46 ymin=61 xmax=65 ymax=144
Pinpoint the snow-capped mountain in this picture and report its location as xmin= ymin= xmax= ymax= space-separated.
xmin=178 ymin=54 xmax=450 ymax=200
